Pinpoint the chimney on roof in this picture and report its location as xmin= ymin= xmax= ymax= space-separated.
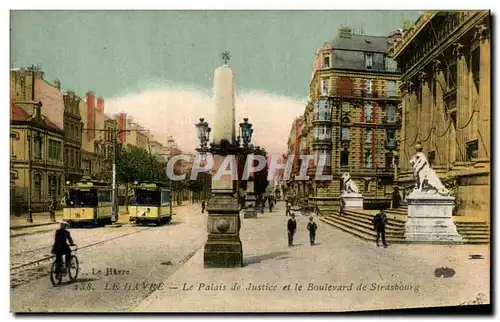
xmin=338 ymin=27 xmax=352 ymax=39
xmin=33 ymin=101 xmax=43 ymax=121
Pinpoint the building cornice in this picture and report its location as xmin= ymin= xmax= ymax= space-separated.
xmin=389 ymin=11 xmax=438 ymax=58
xmin=399 ymin=11 xmax=489 ymax=82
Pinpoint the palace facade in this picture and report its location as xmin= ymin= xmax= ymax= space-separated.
xmin=390 ymin=10 xmax=490 ymax=218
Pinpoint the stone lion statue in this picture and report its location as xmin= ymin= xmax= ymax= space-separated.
xmin=410 ymin=152 xmax=450 ymax=196
xmin=341 ymin=173 xmax=360 ymax=194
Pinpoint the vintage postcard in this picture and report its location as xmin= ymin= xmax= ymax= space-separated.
xmin=9 ymin=9 xmax=491 ymax=313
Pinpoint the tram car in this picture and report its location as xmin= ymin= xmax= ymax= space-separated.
xmin=62 ymin=179 xmax=113 ymax=227
xmin=129 ymin=182 xmax=172 ymax=225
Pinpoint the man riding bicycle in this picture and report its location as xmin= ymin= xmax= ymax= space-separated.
xmin=51 ymin=221 xmax=76 ymax=273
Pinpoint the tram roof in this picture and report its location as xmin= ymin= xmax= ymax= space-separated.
xmin=133 ymin=181 xmax=171 ymax=190
xmin=70 ymin=180 xmax=111 ymax=189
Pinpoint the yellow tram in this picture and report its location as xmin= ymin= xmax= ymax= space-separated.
xmin=129 ymin=182 xmax=172 ymax=225
xmin=62 ymin=179 xmax=113 ymax=227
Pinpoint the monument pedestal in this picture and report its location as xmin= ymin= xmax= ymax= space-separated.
xmin=204 ymin=190 xmax=243 ymax=268
xmin=341 ymin=193 xmax=364 ymax=209
xmin=405 ymin=191 xmax=463 ymax=243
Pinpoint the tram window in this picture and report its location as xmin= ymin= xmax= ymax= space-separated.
xmin=161 ymin=190 xmax=171 ymax=204
xmin=135 ymin=189 xmax=161 ymax=206
xmin=68 ymin=189 xmax=98 ymax=207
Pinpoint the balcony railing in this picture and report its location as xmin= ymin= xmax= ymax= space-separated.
xmin=335 ymin=166 xmax=394 ymax=177
xmin=334 ymin=89 xmax=400 ymax=100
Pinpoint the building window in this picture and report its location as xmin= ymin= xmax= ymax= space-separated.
xmin=365 ymin=129 xmax=372 ymax=144
xmin=48 ymin=175 xmax=52 ymax=196
xmin=385 ymin=57 xmax=398 ymax=72
xmin=385 ymin=152 xmax=393 ymax=168
xmin=341 ymin=127 xmax=350 ymax=141
xmin=34 ymin=173 xmax=42 ymax=201
xmin=364 ymin=104 xmax=373 ymax=123
xmin=323 ymin=55 xmax=330 ymax=68
xmin=48 ymin=139 xmax=61 ymax=161
xmin=386 ymin=129 xmax=396 ymax=148
xmin=428 ymin=151 xmax=436 ymax=167
xmin=365 ymin=79 xmax=373 ymax=95
xmin=365 ymin=53 xmax=373 ymax=70
xmin=386 ymin=104 xmax=396 ymax=123
xmin=466 ymin=140 xmax=478 ymax=161
xmin=34 ymin=135 xmax=42 ymax=159
xmin=57 ymin=177 xmax=61 ymax=195
xmin=364 ymin=148 xmax=372 ymax=168
xmin=341 ymin=151 xmax=349 ymax=167
xmin=387 ymin=81 xmax=397 ymax=97
xmin=320 ymin=78 xmax=328 ymax=96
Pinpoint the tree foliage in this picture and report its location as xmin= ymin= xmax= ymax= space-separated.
xmin=115 ymin=144 xmax=168 ymax=184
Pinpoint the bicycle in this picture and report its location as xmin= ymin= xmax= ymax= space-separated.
xmin=50 ymin=245 xmax=79 ymax=286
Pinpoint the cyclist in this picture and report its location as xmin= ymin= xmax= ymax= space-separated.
xmin=51 ymin=221 xmax=76 ymax=273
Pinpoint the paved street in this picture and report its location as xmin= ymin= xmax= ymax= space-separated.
xmin=10 ymin=202 xmax=207 ymax=312
xmin=136 ymin=203 xmax=490 ymax=312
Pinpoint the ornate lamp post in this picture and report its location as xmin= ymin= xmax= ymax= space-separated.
xmin=392 ymin=150 xmax=400 ymax=208
xmin=195 ymin=116 xmax=255 ymax=268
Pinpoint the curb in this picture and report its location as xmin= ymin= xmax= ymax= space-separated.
xmin=10 ymin=222 xmax=57 ymax=230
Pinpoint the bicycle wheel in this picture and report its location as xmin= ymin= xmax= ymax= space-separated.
xmin=68 ymin=256 xmax=79 ymax=280
xmin=50 ymin=261 xmax=62 ymax=286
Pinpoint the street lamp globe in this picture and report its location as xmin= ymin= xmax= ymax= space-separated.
xmin=195 ymin=118 xmax=209 ymax=142
xmin=239 ymin=118 xmax=253 ymax=147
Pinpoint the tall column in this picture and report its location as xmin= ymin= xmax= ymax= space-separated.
xmin=419 ymin=71 xmax=431 ymax=153
xmin=476 ymin=23 xmax=490 ymax=160
xmin=454 ymin=42 xmax=468 ymax=162
xmin=204 ymin=64 xmax=242 ymax=268
xmin=433 ymin=59 xmax=447 ymax=165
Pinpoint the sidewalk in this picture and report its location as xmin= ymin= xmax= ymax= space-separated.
xmin=10 ymin=211 xmax=63 ymax=229
xmin=135 ymin=208 xmax=489 ymax=312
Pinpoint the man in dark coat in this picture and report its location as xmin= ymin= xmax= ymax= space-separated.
xmin=201 ymin=200 xmax=206 ymax=214
xmin=287 ymin=213 xmax=297 ymax=247
xmin=307 ymin=216 xmax=318 ymax=246
xmin=49 ymin=199 xmax=56 ymax=222
xmin=372 ymin=209 xmax=388 ymax=248
xmin=51 ymin=221 xmax=76 ymax=272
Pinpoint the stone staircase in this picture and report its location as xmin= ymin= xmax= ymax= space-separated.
xmin=314 ymin=185 xmax=341 ymax=215
xmin=320 ymin=210 xmax=407 ymax=244
xmin=454 ymin=221 xmax=490 ymax=244
xmin=321 ymin=205 xmax=490 ymax=245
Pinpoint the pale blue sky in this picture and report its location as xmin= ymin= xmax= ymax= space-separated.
xmin=11 ymin=10 xmax=420 ymax=100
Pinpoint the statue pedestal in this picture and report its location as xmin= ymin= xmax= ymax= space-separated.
xmin=405 ymin=191 xmax=463 ymax=243
xmin=341 ymin=193 xmax=364 ymax=209
xmin=204 ymin=190 xmax=242 ymax=268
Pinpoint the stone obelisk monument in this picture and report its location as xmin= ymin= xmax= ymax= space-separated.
xmin=204 ymin=53 xmax=243 ymax=268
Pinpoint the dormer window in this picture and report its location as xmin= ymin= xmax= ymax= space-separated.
xmin=365 ymin=79 xmax=373 ymax=95
xmin=365 ymin=53 xmax=373 ymax=70
xmin=323 ymin=55 xmax=331 ymax=68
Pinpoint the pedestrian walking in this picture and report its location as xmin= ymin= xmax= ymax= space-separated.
xmin=287 ymin=213 xmax=297 ymax=247
xmin=201 ymin=200 xmax=206 ymax=214
xmin=269 ymin=199 xmax=274 ymax=212
xmin=340 ymin=199 xmax=346 ymax=216
xmin=307 ymin=216 xmax=318 ymax=246
xmin=285 ymin=200 xmax=292 ymax=216
xmin=49 ymin=200 xmax=56 ymax=223
xmin=372 ymin=209 xmax=388 ymax=248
